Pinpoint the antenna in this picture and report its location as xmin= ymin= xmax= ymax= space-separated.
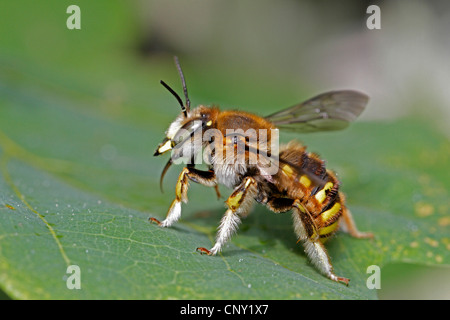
xmin=160 ymin=80 xmax=187 ymax=117
xmin=174 ymin=56 xmax=191 ymax=114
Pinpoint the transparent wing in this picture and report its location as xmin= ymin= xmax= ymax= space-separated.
xmin=265 ymin=90 xmax=369 ymax=133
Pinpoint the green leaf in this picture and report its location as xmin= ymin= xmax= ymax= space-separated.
xmin=1 ymin=80 xmax=449 ymax=299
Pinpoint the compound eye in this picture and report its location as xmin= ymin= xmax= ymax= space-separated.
xmin=200 ymin=113 xmax=213 ymax=127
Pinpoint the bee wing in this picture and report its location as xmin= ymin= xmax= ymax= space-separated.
xmin=265 ymin=90 xmax=368 ymax=133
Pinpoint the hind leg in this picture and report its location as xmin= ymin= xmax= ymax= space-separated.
xmin=292 ymin=200 xmax=350 ymax=285
xmin=339 ymin=196 xmax=374 ymax=239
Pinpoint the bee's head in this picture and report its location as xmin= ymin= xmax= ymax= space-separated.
xmin=154 ymin=57 xmax=219 ymax=158
xmin=154 ymin=56 xmax=192 ymax=157
xmin=154 ymin=106 xmax=216 ymax=157
xmin=153 ymin=56 xmax=216 ymax=191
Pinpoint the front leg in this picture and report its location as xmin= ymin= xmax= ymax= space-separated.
xmin=197 ymin=176 xmax=257 ymax=256
xmin=150 ymin=167 xmax=218 ymax=228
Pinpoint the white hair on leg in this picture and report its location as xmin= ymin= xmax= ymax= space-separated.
xmin=292 ymin=204 xmax=349 ymax=284
xmin=208 ymin=176 xmax=257 ymax=255
xmin=302 ymin=240 xmax=334 ymax=279
xmin=209 ymin=209 xmax=241 ymax=255
xmin=160 ymin=200 xmax=182 ymax=228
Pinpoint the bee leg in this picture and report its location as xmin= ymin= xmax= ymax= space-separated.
xmin=149 ymin=217 xmax=162 ymax=225
xmin=152 ymin=167 xmax=218 ymax=228
xmin=196 ymin=247 xmax=211 ymax=255
xmin=292 ymin=200 xmax=349 ymax=285
xmin=340 ymin=206 xmax=374 ymax=239
xmin=303 ymin=240 xmax=350 ymax=285
xmin=266 ymin=197 xmax=295 ymax=213
xmin=214 ymin=185 xmax=222 ymax=199
xmin=198 ymin=176 xmax=257 ymax=256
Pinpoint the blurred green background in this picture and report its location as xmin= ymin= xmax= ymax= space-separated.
xmin=0 ymin=0 xmax=449 ymax=300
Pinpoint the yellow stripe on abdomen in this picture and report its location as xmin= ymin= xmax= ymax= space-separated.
xmin=299 ymin=175 xmax=312 ymax=188
xmin=281 ymin=164 xmax=294 ymax=177
xmin=321 ymin=202 xmax=341 ymax=223
xmin=319 ymin=221 xmax=339 ymax=236
xmin=315 ymin=182 xmax=334 ymax=204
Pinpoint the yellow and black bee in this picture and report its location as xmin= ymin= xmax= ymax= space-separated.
xmin=151 ymin=57 xmax=373 ymax=285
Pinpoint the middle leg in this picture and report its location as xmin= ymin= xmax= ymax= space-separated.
xmin=197 ymin=176 xmax=257 ymax=255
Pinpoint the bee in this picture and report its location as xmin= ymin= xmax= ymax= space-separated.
xmin=150 ymin=57 xmax=373 ymax=285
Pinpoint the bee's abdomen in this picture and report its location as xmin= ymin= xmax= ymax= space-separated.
xmin=277 ymin=141 xmax=345 ymax=240
xmin=306 ymin=169 xmax=343 ymax=241
xmin=314 ymin=182 xmax=343 ymax=241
